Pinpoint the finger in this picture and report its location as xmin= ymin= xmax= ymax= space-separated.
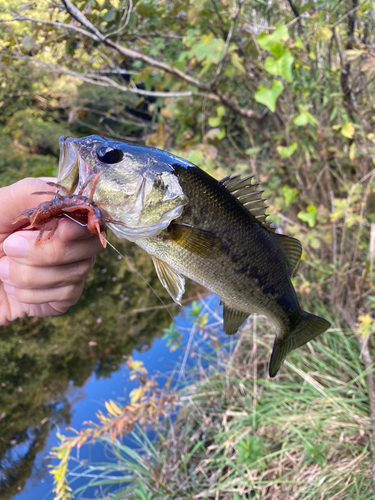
xmin=57 ymin=218 xmax=104 ymax=242
xmin=0 ymin=256 xmax=95 ymax=289
xmin=3 ymin=280 xmax=84 ymax=306
xmin=3 ymin=228 xmax=103 ymax=266
xmin=0 ymin=178 xmax=58 ymax=233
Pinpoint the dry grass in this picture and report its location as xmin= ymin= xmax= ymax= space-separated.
xmin=152 ymin=316 xmax=373 ymax=500
xmin=57 ymin=311 xmax=374 ymax=500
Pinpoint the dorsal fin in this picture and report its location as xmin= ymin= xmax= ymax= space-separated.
xmin=274 ymin=233 xmax=302 ymax=277
xmin=219 ymin=174 xmax=275 ymax=232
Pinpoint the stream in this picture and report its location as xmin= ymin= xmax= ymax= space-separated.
xmin=0 ymin=239 xmax=227 ymax=500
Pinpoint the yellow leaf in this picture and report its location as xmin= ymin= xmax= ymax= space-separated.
xmin=346 ymin=49 xmax=365 ymax=62
xmin=105 ymin=399 xmax=123 ymax=417
xmin=316 ymin=25 xmax=333 ymax=41
xmin=130 ymin=387 xmax=145 ymax=403
xmin=349 ymin=142 xmax=356 ymax=161
xmin=341 ymin=122 xmax=355 ymax=139
xmin=358 ymin=314 xmax=372 ymax=326
xmin=127 ymin=358 xmax=148 ymax=374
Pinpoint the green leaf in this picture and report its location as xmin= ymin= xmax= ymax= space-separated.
xmin=246 ymin=147 xmax=261 ymax=155
xmin=264 ymin=51 xmax=294 ymax=82
xmin=188 ymin=301 xmax=203 ymax=318
xmin=208 ymin=116 xmax=221 ymax=127
xmin=208 ymin=106 xmax=225 ymax=127
xmin=258 ymin=24 xmax=289 ymax=58
xmin=254 ymin=80 xmax=284 ymax=112
xmin=283 ymin=185 xmax=298 ymax=206
xmin=230 ymin=52 xmax=246 ymax=74
xmin=187 ymin=34 xmax=225 ymax=64
xmin=277 ymin=142 xmax=297 ymax=158
xmin=294 ymin=36 xmax=306 ymax=51
xmin=293 ymin=105 xmax=318 ymax=126
xmin=217 ymin=106 xmax=225 ymax=118
xmin=237 ymin=435 xmax=265 ymax=464
xmin=103 ymin=8 xmax=117 ymax=22
xmin=205 ymin=128 xmax=226 ymax=140
xmin=298 ymin=205 xmax=317 ymax=227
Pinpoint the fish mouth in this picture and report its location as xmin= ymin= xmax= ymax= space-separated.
xmin=57 ymin=137 xmax=95 ymax=195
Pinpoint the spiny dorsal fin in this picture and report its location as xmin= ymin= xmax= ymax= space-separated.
xmin=222 ymin=303 xmax=250 ymax=335
xmin=219 ymin=174 xmax=275 ymax=232
xmin=151 ymin=256 xmax=185 ymax=305
xmin=274 ymin=233 xmax=302 ymax=277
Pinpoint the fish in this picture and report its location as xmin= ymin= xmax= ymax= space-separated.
xmin=57 ymin=135 xmax=330 ymax=377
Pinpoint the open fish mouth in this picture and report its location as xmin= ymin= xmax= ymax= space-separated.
xmin=56 ymin=136 xmax=189 ymax=241
xmin=58 ymin=137 xmax=98 ymax=195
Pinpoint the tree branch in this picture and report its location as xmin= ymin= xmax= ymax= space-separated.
xmin=4 ymin=51 xmax=217 ymax=99
xmin=286 ymin=0 xmax=303 ymax=30
xmin=209 ymin=0 xmax=243 ymax=87
xmin=4 ymin=5 xmax=263 ymax=120
xmin=333 ymin=1 xmax=358 ymax=120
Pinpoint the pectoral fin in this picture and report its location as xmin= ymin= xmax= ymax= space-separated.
xmin=167 ymin=222 xmax=220 ymax=258
xmin=222 ymin=303 xmax=250 ymax=335
xmin=274 ymin=233 xmax=302 ymax=277
xmin=152 ymin=256 xmax=185 ymax=305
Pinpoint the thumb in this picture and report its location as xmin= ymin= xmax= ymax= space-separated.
xmin=0 ymin=177 xmax=56 ymax=235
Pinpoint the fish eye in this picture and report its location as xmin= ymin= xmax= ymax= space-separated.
xmin=96 ymin=145 xmax=124 ymax=164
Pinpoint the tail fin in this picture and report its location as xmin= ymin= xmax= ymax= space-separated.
xmin=269 ymin=311 xmax=330 ymax=378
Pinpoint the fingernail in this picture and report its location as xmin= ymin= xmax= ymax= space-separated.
xmin=3 ymin=284 xmax=15 ymax=296
xmin=0 ymin=259 xmax=9 ymax=280
xmin=4 ymin=234 xmax=28 ymax=258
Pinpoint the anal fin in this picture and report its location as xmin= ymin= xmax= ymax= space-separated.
xmin=222 ymin=303 xmax=250 ymax=335
xmin=151 ymin=256 xmax=185 ymax=305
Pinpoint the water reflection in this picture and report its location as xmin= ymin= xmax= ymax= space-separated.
xmin=0 ymin=238 xmax=199 ymax=498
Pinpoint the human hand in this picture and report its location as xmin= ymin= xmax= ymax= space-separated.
xmin=0 ymin=178 xmax=104 ymax=326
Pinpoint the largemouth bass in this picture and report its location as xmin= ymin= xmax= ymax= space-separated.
xmin=57 ymin=135 xmax=330 ymax=377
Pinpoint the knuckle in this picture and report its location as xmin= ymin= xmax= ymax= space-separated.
xmin=21 ymin=266 xmax=36 ymax=288
xmin=79 ymin=257 xmax=95 ymax=277
xmin=62 ymin=259 xmax=94 ymax=286
xmin=9 ymin=262 xmax=35 ymax=288
xmin=60 ymin=281 xmax=84 ymax=304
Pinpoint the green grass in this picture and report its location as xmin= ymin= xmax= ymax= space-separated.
xmin=60 ymin=312 xmax=373 ymax=500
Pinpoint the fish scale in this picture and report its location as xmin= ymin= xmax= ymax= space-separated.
xmin=57 ymin=135 xmax=331 ymax=377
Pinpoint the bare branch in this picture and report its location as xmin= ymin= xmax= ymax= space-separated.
xmin=333 ymin=1 xmax=358 ymax=119
xmin=74 ymin=107 xmax=155 ymax=129
xmin=354 ymin=72 xmax=375 ymax=96
xmin=286 ymin=0 xmax=303 ymax=30
xmin=4 ymin=52 xmax=216 ymax=99
xmin=60 ymin=0 xmax=211 ymax=90
xmin=61 ymin=0 xmax=104 ymax=40
xmin=74 ymin=117 xmax=146 ymax=142
xmin=333 ymin=27 xmax=347 ymax=69
xmin=210 ymin=0 xmax=243 ymax=87
xmin=0 ymin=15 xmax=100 ymax=40
xmin=2 ymin=1 xmax=263 ymax=120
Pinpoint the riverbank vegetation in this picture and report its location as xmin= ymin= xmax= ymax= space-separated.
xmin=1 ymin=0 xmax=375 ymax=498
xmin=51 ymin=313 xmax=373 ymax=499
